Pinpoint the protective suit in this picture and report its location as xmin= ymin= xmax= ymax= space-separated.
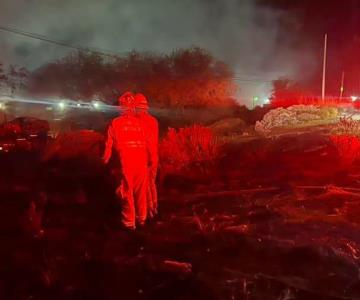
xmin=103 ymin=92 xmax=148 ymax=229
xmin=135 ymin=93 xmax=159 ymax=218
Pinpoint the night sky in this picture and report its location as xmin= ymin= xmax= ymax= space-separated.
xmin=0 ymin=0 xmax=359 ymax=104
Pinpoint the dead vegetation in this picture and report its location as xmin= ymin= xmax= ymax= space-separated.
xmin=4 ymin=114 xmax=360 ymax=299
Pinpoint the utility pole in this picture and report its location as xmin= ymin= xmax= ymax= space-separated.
xmin=340 ymin=71 xmax=345 ymax=100
xmin=322 ymin=34 xmax=328 ymax=101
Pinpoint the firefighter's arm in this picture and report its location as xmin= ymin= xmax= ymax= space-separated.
xmin=102 ymin=124 xmax=114 ymax=164
xmin=152 ymin=121 xmax=159 ymax=169
xmin=149 ymin=120 xmax=159 ymax=171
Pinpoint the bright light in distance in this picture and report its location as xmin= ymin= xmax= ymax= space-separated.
xmin=0 ymin=96 xmax=116 ymax=112
xmin=264 ymin=98 xmax=270 ymax=104
xmin=58 ymin=101 xmax=65 ymax=109
xmin=351 ymin=96 xmax=358 ymax=102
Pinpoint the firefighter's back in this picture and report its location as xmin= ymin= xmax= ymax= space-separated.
xmin=110 ymin=114 xmax=147 ymax=168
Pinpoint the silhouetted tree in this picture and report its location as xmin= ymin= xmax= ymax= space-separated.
xmin=28 ymin=47 xmax=238 ymax=108
xmin=270 ymin=78 xmax=310 ymax=107
xmin=0 ymin=62 xmax=7 ymax=87
xmin=6 ymin=65 xmax=29 ymax=94
xmin=0 ymin=63 xmax=29 ymax=95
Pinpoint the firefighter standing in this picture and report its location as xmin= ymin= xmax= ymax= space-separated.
xmin=103 ymin=92 xmax=149 ymax=230
xmin=134 ymin=93 xmax=159 ymax=218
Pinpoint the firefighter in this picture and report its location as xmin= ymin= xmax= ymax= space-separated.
xmin=103 ymin=92 xmax=148 ymax=230
xmin=134 ymin=93 xmax=159 ymax=218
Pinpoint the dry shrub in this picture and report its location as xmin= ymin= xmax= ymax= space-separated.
xmin=159 ymin=125 xmax=221 ymax=175
xmin=332 ymin=117 xmax=360 ymax=136
xmin=330 ymin=118 xmax=360 ymax=164
xmin=255 ymin=105 xmax=339 ymax=136
xmin=330 ymin=135 xmax=360 ymax=165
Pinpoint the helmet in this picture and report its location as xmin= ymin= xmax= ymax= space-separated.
xmin=118 ymin=92 xmax=135 ymax=109
xmin=134 ymin=93 xmax=149 ymax=110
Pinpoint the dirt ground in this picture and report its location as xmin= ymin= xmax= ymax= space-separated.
xmin=2 ymin=131 xmax=360 ymax=300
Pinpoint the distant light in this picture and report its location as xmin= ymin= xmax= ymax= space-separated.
xmin=264 ymin=98 xmax=270 ymax=104
xmin=351 ymin=96 xmax=358 ymax=102
xmin=0 ymin=103 xmax=5 ymax=110
xmin=77 ymin=103 xmax=81 ymax=107
xmin=0 ymin=147 xmax=3 ymax=151
xmin=253 ymin=96 xmax=259 ymax=101
xmin=93 ymin=102 xmax=100 ymax=109
xmin=58 ymin=101 xmax=65 ymax=109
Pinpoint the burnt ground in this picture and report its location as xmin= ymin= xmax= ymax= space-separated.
xmin=2 ymin=132 xmax=360 ymax=300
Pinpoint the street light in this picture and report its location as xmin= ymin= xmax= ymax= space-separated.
xmin=58 ymin=101 xmax=66 ymax=110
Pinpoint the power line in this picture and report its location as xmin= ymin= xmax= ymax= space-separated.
xmin=0 ymin=24 xmax=276 ymax=84
xmin=0 ymin=24 xmax=121 ymax=58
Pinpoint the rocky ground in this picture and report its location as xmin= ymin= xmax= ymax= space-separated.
xmin=2 ymin=131 xmax=360 ymax=300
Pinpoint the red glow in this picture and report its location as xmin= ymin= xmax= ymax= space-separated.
xmin=330 ymin=135 xmax=360 ymax=164
xmin=271 ymin=96 xmax=352 ymax=108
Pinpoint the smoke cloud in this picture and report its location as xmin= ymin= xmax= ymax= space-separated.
xmin=0 ymin=0 xmax=316 ymax=106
